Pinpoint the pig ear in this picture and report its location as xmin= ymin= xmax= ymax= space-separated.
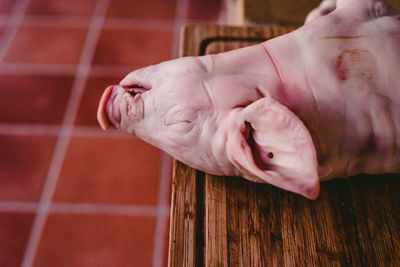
xmin=226 ymin=96 xmax=320 ymax=199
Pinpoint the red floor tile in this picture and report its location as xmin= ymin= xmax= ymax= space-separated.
xmin=4 ymin=26 xmax=87 ymax=64
xmin=75 ymin=75 xmax=120 ymax=126
xmin=0 ymin=212 xmax=35 ymax=267
xmin=187 ymin=0 xmax=222 ymax=21
xmin=92 ymin=28 xmax=173 ymax=67
xmin=0 ymin=74 xmax=73 ymax=124
xmin=0 ymin=135 xmax=57 ymax=201
xmin=106 ymin=0 xmax=176 ymax=20
xmin=26 ymin=0 xmax=96 ymax=16
xmin=0 ymin=0 xmax=14 ymax=14
xmin=34 ymin=214 xmax=156 ymax=267
xmin=53 ymin=137 xmax=162 ymax=205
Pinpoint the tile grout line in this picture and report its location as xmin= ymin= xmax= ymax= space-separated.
xmin=0 ymin=201 xmax=170 ymax=216
xmin=0 ymin=123 xmax=134 ymax=138
xmin=0 ymin=62 xmax=77 ymax=75
xmin=0 ymin=123 xmax=61 ymax=136
xmin=50 ymin=202 xmax=170 ymax=216
xmin=0 ymin=13 xmax=211 ymax=30
xmin=151 ymin=0 xmax=189 ymax=266
xmin=14 ymin=14 xmax=176 ymax=30
xmin=0 ymin=62 xmax=134 ymax=76
xmin=0 ymin=201 xmax=38 ymax=213
xmin=20 ymin=1 xmax=110 ymax=266
xmin=0 ymin=0 xmax=31 ymax=64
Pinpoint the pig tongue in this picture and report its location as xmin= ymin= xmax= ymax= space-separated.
xmin=97 ymin=85 xmax=121 ymax=130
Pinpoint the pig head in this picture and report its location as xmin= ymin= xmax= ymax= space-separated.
xmin=97 ymin=0 xmax=400 ymax=200
xmin=97 ymin=51 xmax=320 ymax=199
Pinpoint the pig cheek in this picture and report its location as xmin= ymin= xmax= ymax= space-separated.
xmin=162 ymin=122 xmax=200 ymax=152
xmin=164 ymin=129 xmax=191 ymax=148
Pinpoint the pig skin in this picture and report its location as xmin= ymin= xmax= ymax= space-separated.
xmin=97 ymin=0 xmax=400 ymax=199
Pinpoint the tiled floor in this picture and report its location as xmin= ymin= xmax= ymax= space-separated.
xmin=0 ymin=0 xmax=222 ymax=266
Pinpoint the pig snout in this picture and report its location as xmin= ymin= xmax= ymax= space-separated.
xmin=97 ymin=85 xmax=123 ymax=130
xmin=97 ymin=84 xmax=148 ymax=130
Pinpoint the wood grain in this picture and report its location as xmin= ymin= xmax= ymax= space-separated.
xmin=226 ymin=0 xmax=400 ymax=26
xmin=168 ymin=161 xmax=204 ymax=267
xmin=244 ymin=0 xmax=320 ymax=25
xmin=169 ymin=24 xmax=400 ymax=267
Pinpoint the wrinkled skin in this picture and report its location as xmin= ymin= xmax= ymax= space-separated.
xmin=97 ymin=0 xmax=400 ymax=199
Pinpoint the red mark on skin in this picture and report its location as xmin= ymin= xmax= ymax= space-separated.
xmin=335 ymin=51 xmax=350 ymax=81
xmin=323 ymin=35 xmax=367 ymax=40
xmin=335 ymin=49 xmax=369 ymax=82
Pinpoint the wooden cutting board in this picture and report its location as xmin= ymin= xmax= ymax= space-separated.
xmin=168 ymin=25 xmax=400 ymax=267
xmin=224 ymin=0 xmax=400 ymax=25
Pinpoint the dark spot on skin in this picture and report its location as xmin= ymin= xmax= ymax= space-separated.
xmin=267 ymin=152 xmax=274 ymax=159
xmin=245 ymin=123 xmax=273 ymax=170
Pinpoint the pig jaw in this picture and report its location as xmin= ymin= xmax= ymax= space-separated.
xmin=134 ymin=111 xmax=238 ymax=177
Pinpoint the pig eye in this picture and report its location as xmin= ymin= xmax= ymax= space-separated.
xmin=125 ymin=85 xmax=149 ymax=96
xmin=167 ymin=121 xmax=193 ymax=133
xmin=164 ymin=109 xmax=197 ymax=132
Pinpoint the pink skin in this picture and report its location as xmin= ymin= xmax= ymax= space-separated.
xmin=97 ymin=0 xmax=400 ymax=199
